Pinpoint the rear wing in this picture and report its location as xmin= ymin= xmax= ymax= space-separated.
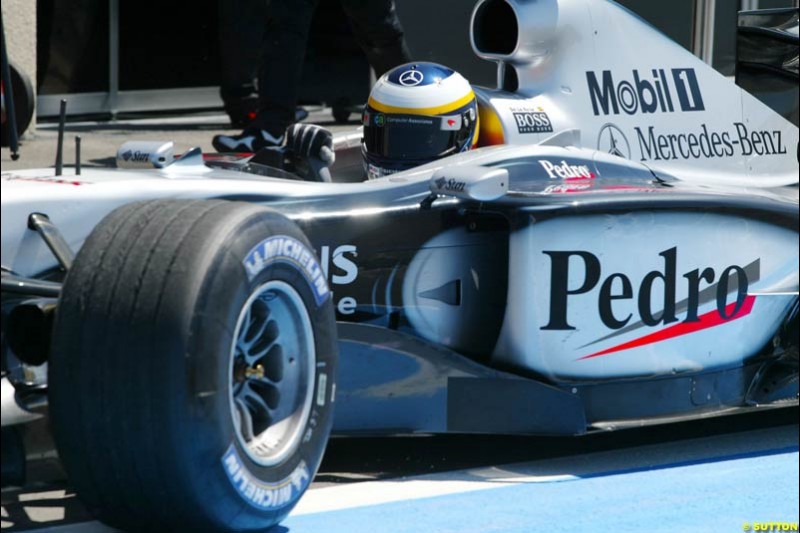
xmin=736 ymin=8 xmax=800 ymax=127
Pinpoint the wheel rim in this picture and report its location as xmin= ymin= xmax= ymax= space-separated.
xmin=229 ymin=280 xmax=316 ymax=467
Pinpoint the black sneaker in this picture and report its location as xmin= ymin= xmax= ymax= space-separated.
xmin=295 ymin=107 xmax=309 ymax=122
xmin=212 ymin=128 xmax=284 ymax=153
xmin=224 ymin=95 xmax=259 ymax=128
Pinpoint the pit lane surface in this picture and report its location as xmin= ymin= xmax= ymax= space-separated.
xmin=2 ymin=408 xmax=798 ymax=532
xmin=0 ymin=107 xmax=354 ymax=172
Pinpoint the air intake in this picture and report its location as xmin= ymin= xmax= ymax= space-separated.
xmin=471 ymin=0 xmax=519 ymax=56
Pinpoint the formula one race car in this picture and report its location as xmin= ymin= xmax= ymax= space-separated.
xmin=1 ymin=1 xmax=798 ymax=532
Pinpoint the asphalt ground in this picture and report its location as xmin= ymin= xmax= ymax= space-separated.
xmin=0 ymin=107 xmax=355 ymax=172
xmin=2 ymin=408 xmax=798 ymax=531
xmin=2 ymin=109 xmax=799 ymax=532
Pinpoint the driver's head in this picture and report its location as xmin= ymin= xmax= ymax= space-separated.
xmin=362 ymin=62 xmax=479 ymax=179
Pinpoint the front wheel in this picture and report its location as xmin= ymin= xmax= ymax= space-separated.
xmin=49 ymin=199 xmax=338 ymax=532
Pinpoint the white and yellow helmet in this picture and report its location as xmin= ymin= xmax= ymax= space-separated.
xmin=362 ymin=62 xmax=479 ymax=179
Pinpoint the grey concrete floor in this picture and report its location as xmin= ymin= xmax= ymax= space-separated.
xmin=1 ymin=107 xmax=358 ymax=172
xmin=2 ymin=408 xmax=797 ymax=531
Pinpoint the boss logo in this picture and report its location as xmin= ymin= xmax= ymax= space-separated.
xmin=513 ymin=112 xmax=553 ymax=134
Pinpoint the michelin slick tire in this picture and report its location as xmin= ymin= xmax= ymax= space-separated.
xmin=48 ymin=200 xmax=337 ymax=532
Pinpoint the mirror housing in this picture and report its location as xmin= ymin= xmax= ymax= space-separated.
xmin=429 ymin=166 xmax=509 ymax=202
xmin=116 ymin=141 xmax=175 ymax=169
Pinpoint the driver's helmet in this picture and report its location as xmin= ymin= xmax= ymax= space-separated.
xmin=362 ymin=62 xmax=479 ymax=179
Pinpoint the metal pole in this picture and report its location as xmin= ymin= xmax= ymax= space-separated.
xmin=75 ymin=136 xmax=81 ymax=175
xmin=27 ymin=213 xmax=75 ymax=271
xmin=0 ymin=11 xmax=20 ymax=160
xmin=109 ymin=0 xmax=119 ymax=119
xmin=496 ymin=62 xmax=506 ymax=91
xmin=55 ymin=99 xmax=66 ymax=176
xmin=693 ymin=0 xmax=717 ymax=66
xmin=740 ymin=0 xmax=760 ymax=11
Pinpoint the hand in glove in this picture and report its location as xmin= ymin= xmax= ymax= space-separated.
xmin=285 ymin=123 xmax=335 ymax=166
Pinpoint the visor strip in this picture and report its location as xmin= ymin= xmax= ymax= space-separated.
xmin=368 ymin=91 xmax=476 ymax=116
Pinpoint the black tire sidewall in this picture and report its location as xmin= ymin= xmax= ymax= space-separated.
xmin=180 ymin=207 xmax=337 ymax=528
xmin=48 ymin=201 xmax=337 ymax=532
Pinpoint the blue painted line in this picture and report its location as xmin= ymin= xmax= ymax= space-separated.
xmin=285 ymin=449 xmax=800 ymax=533
xmin=575 ymin=444 xmax=799 ymax=480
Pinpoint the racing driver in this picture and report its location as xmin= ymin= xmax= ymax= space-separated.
xmin=218 ymin=62 xmax=481 ymax=181
xmin=359 ymin=62 xmax=480 ymax=179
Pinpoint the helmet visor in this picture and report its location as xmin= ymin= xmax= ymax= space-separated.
xmin=363 ymin=112 xmax=465 ymax=161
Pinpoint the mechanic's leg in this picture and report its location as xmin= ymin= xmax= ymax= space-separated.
xmin=217 ymin=0 xmax=265 ymax=126
xmin=213 ymin=0 xmax=320 ymax=152
xmin=339 ymin=0 xmax=412 ymax=78
xmin=252 ymin=0 xmax=320 ymax=139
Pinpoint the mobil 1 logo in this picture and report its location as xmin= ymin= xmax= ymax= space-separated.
xmin=587 ymin=68 xmax=705 ymax=116
xmin=512 ymin=108 xmax=554 ymax=134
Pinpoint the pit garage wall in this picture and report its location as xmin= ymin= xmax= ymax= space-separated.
xmin=30 ymin=0 xmax=800 ymax=118
xmin=2 ymin=0 xmax=36 ymax=131
xmin=399 ymin=0 xmax=799 ymax=81
xmin=396 ymin=0 xmax=495 ymax=87
xmin=395 ymin=0 xmax=699 ymax=86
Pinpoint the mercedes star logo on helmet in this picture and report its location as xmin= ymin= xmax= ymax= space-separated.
xmin=399 ymin=69 xmax=424 ymax=87
xmin=597 ymin=123 xmax=631 ymax=159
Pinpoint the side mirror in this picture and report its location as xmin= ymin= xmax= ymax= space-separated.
xmin=116 ymin=141 xmax=175 ymax=169
xmin=428 ymin=166 xmax=509 ymax=202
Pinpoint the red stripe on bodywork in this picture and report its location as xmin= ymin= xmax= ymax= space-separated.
xmin=578 ymin=295 xmax=757 ymax=361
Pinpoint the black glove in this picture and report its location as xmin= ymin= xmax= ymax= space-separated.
xmin=285 ymin=124 xmax=335 ymax=166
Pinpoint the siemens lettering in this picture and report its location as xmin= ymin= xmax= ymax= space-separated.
xmin=636 ymin=122 xmax=787 ymax=162
xmin=319 ymin=245 xmax=359 ymax=315
xmin=587 ymin=69 xmax=704 ymax=116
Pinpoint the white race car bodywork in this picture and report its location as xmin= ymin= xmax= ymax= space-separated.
xmin=2 ymin=3 xmax=797 ymax=531
xmin=471 ymin=0 xmax=798 ymax=187
xmin=2 ymin=0 xmax=798 ymax=387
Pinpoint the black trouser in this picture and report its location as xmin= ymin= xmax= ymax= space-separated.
xmin=217 ymin=0 xmax=265 ymax=102
xmin=253 ymin=0 xmax=411 ymax=136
